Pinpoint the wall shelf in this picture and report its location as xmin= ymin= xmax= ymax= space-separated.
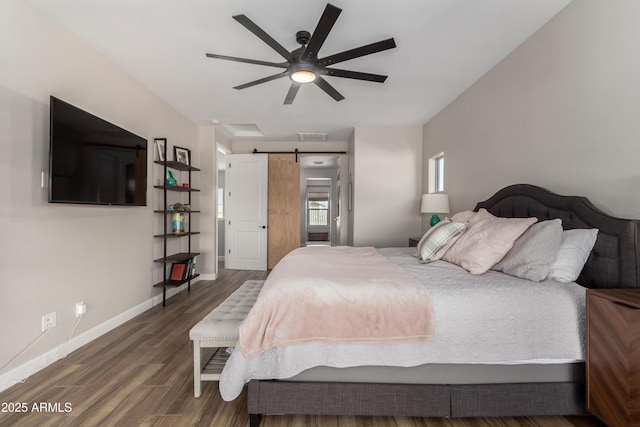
xmin=153 ymin=138 xmax=199 ymax=306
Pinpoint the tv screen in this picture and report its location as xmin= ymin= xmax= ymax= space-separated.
xmin=49 ymin=96 xmax=147 ymax=206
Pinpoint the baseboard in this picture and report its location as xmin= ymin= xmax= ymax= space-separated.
xmin=0 ymin=279 xmax=204 ymax=393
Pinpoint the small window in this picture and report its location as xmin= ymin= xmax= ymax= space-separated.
xmin=429 ymin=153 xmax=445 ymax=193
xmin=308 ymin=192 xmax=330 ymax=226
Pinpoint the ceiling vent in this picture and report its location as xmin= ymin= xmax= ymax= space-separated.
xmin=297 ymin=132 xmax=328 ymax=142
xmin=223 ymin=123 xmax=263 ymax=137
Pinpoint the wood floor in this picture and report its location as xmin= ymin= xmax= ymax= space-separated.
xmin=0 ymin=265 xmax=600 ymax=427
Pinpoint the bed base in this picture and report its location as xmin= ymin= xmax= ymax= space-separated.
xmin=247 ymin=380 xmax=586 ymax=426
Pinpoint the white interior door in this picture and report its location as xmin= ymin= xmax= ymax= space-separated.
xmin=225 ymin=154 xmax=268 ymax=270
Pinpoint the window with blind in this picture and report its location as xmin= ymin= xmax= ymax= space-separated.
xmin=308 ymin=192 xmax=330 ymax=226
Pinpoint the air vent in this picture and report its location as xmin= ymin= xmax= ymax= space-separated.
xmin=297 ymin=132 xmax=328 ymax=142
xmin=223 ymin=123 xmax=263 ymax=137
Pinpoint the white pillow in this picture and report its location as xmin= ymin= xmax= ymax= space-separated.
xmin=546 ymin=228 xmax=598 ymax=283
xmin=416 ymin=219 xmax=467 ymax=263
xmin=493 ymin=219 xmax=563 ymax=281
xmin=442 ymin=209 xmax=537 ymax=274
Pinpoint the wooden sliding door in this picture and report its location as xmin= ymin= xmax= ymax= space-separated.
xmin=268 ymin=154 xmax=300 ymax=269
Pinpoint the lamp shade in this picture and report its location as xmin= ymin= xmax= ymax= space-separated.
xmin=420 ymin=193 xmax=450 ymax=214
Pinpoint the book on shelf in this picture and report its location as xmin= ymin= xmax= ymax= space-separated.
xmin=167 ymin=257 xmax=197 ymax=282
xmin=170 ymin=263 xmax=186 ymax=281
xmin=183 ymin=259 xmax=192 ymax=279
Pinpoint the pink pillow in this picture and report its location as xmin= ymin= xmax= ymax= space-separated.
xmin=442 ymin=209 xmax=537 ymax=274
xmin=450 ymin=210 xmax=477 ymax=223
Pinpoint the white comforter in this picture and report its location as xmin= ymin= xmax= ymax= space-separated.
xmin=219 ymin=247 xmax=586 ymax=401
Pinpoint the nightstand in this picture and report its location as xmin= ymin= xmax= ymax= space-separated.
xmin=586 ymin=289 xmax=640 ymax=427
xmin=409 ymin=237 xmax=421 ymax=247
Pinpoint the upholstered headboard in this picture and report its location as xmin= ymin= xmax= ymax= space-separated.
xmin=474 ymin=184 xmax=640 ymax=289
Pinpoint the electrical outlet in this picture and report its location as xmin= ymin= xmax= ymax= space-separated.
xmin=75 ymin=302 xmax=86 ymax=317
xmin=42 ymin=312 xmax=56 ymax=331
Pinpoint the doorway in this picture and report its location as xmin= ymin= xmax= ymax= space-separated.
xmin=219 ymin=151 xmax=350 ymax=270
xmin=299 ymin=155 xmax=342 ymax=247
xmin=216 ymin=145 xmax=228 ymax=263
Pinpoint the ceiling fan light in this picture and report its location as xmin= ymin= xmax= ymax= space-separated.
xmin=290 ymin=69 xmax=316 ymax=84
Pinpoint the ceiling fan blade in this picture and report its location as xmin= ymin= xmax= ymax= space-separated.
xmin=284 ymin=83 xmax=300 ymax=105
xmin=324 ymin=68 xmax=388 ymax=83
xmin=206 ymin=53 xmax=288 ymax=69
xmin=301 ymin=4 xmax=342 ymax=62
xmin=318 ymin=38 xmax=396 ymax=67
xmin=314 ymin=76 xmax=345 ymax=102
xmin=233 ymin=71 xmax=289 ymax=90
xmin=233 ymin=14 xmax=292 ymax=61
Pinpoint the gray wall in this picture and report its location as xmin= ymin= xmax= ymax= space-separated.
xmin=352 ymin=126 xmax=423 ymax=247
xmin=423 ymin=0 xmax=640 ymax=225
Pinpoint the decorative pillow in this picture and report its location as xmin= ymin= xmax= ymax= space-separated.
xmin=416 ymin=219 xmax=467 ymax=263
xmin=450 ymin=210 xmax=476 ymax=223
xmin=546 ymin=228 xmax=599 ymax=283
xmin=442 ymin=209 xmax=537 ymax=275
xmin=492 ymin=219 xmax=563 ymax=281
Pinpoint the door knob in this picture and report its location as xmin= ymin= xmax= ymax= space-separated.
xmin=259 ymin=225 xmax=266 ymax=229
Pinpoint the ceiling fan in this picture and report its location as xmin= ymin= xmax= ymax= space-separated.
xmin=205 ymin=3 xmax=396 ymax=104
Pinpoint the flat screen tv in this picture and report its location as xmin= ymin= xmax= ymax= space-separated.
xmin=49 ymin=96 xmax=147 ymax=206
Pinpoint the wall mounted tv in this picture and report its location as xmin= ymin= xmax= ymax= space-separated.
xmin=49 ymin=96 xmax=147 ymax=206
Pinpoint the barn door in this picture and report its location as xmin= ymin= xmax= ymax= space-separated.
xmin=267 ymin=154 xmax=300 ymax=269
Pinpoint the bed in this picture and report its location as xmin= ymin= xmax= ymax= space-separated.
xmin=221 ymin=184 xmax=640 ymax=426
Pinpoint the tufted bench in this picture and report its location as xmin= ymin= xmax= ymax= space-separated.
xmin=189 ymin=279 xmax=264 ymax=397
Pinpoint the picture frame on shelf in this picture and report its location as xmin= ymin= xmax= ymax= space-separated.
xmin=170 ymin=263 xmax=186 ymax=281
xmin=174 ymin=146 xmax=190 ymax=165
xmin=155 ymin=139 xmax=165 ymax=161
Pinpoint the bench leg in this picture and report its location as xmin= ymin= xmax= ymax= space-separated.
xmin=249 ymin=413 xmax=262 ymax=427
xmin=193 ymin=339 xmax=202 ymax=398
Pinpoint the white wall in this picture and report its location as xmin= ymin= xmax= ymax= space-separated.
xmin=197 ymin=125 xmax=216 ymax=279
xmin=423 ymin=0 xmax=640 ymax=220
xmin=0 ymin=0 xmax=199 ymax=389
xmin=352 ymin=127 xmax=423 ymax=247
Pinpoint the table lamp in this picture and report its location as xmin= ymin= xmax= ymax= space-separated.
xmin=420 ymin=193 xmax=450 ymax=227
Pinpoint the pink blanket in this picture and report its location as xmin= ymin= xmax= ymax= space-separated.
xmin=238 ymin=246 xmax=434 ymax=358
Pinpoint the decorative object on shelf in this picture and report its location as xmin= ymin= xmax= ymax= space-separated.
xmin=155 ymin=139 xmax=165 ymax=161
xmin=420 ymin=193 xmax=450 ymax=226
xmin=172 ymin=212 xmax=185 ymax=233
xmin=169 ymin=203 xmax=184 ymax=212
xmin=184 ymin=204 xmax=191 ymax=211
xmin=182 ymin=183 xmax=189 ymax=188
xmin=174 ymin=146 xmax=190 ymax=165
xmin=167 ymin=170 xmax=176 ymax=186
